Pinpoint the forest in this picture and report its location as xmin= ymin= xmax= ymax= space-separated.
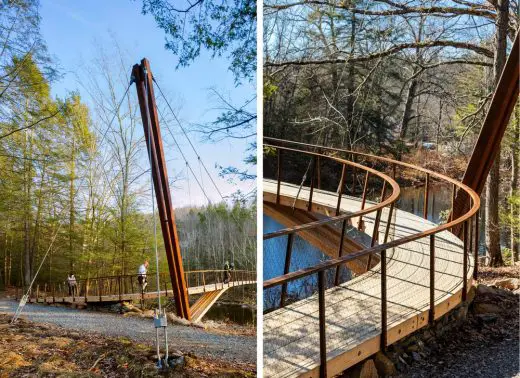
xmin=264 ymin=0 xmax=519 ymax=266
xmin=0 ymin=0 xmax=256 ymax=290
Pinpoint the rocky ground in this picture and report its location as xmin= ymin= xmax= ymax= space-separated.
xmin=341 ymin=267 xmax=520 ymax=378
xmin=0 ymin=313 xmax=255 ymax=377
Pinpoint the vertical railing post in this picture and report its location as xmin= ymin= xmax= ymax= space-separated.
xmin=357 ymin=172 xmax=370 ymax=229
xmin=52 ymin=284 xmax=55 ymax=303
xmin=335 ymin=219 xmax=348 ymax=286
xmin=429 ymin=234 xmax=435 ymax=324
xmin=366 ymin=209 xmax=382 ymax=270
xmin=317 ymin=156 xmax=321 ymax=189
xmin=336 ymin=164 xmax=347 ymax=215
xmin=202 ymin=272 xmax=206 ymax=292
xmin=474 ymin=210 xmax=480 ymax=280
xmin=118 ymin=276 xmax=122 ymax=301
xmin=318 ymin=270 xmax=327 ymax=378
xmin=381 ymin=247 xmax=387 ymax=351
xmin=280 ymin=233 xmax=294 ymax=307
xmin=462 ymin=221 xmax=468 ymax=301
xmin=450 ymin=184 xmax=456 ymax=231
xmin=36 ymin=284 xmax=39 ymax=302
xmin=276 ymin=148 xmax=282 ymax=205
xmin=308 ymin=156 xmax=317 ymax=211
xmin=98 ymin=279 xmax=102 ymax=302
xmin=423 ymin=173 xmax=430 ymax=219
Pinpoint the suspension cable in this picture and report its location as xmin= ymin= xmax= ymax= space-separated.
xmin=156 ymin=107 xmax=212 ymax=203
xmin=152 ymin=77 xmax=226 ymax=201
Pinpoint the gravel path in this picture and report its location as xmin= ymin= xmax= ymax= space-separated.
xmin=400 ymin=336 xmax=519 ymax=378
xmin=0 ymin=299 xmax=255 ymax=364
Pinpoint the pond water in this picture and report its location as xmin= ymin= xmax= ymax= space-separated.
xmin=263 ymin=183 xmax=457 ymax=310
xmin=204 ymin=302 xmax=256 ymax=325
xmin=397 ymin=183 xmax=452 ymax=224
xmin=263 ymin=215 xmax=351 ymax=309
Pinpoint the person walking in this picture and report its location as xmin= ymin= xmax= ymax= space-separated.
xmin=67 ymin=273 xmax=77 ymax=297
xmin=137 ymin=260 xmax=149 ymax=292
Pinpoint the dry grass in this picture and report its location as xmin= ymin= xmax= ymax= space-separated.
xmin=0 ymin=313 xmax=255 ymax=377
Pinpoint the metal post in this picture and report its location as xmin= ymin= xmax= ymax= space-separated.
xmin=276 ymin=148 xmax=282 ymax=205
xmin=133 ymin=59 xmax=190 ymax=319
xmin=318 ymin=270 xmax=327 ymax=378
xmin=429 ymin=235 xmax=435 ymax=324
xmin=423 ymin=173 xmax=430 ymax=219
xmin=280 ymin=233 xmax=294 ymax=307
xmin=381 ymin=248 xmax=387 ymax=351
xmin=335 ymin=219 xmax=347 ymax=286
xmin=357 ymin=172 xmax=370 ymax=229
xmin=317 ymin=156 xmax=321 ymax=189
xmin=336 ymin=164 xmax=347 ymax=215
xmin=308 ymin=156 xmax=317 ymax=211
xmin=462 ymin=221 xmax=468 ymax=301
xmin=366 ymin=209 xmax=382 ymax=270
xmin=474 ymin=210 xmax=480 ymax=280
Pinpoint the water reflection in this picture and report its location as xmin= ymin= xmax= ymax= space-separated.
xmin=263 ymin=215 xmax=351 ymax=310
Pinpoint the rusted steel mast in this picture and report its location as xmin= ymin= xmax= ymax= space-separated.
xmin=452 ymin=33 xmax=519 ymax=228
xmin=132 ymin=58 xmax=191 ymax=320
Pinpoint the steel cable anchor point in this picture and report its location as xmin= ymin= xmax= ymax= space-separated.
xmin=153 ymin=309 xmax=170 ymax=369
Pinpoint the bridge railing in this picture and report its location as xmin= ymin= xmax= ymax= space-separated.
xmin=24 ymin=269 xmax=255 ymax=303
xmin=263 ymin=138 xmax=480 ymax=378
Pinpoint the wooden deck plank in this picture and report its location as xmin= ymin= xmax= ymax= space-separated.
xmin=263 ymin=181 xmax=472 ymax=377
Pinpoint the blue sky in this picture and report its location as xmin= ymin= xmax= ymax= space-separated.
xmin=40 ymin=0 xmax=256 ymax=207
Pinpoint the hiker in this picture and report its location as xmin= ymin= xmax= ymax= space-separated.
xmin=224 ymin=261 xmax=231 ymax=284
xmin=137 ymin=260 xmax=149 ymax=292
xmin=67 ymin=273 xmax=77 ymax=297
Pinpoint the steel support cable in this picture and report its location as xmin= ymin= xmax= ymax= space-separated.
xmin=152 ymin=77 xmax=226 ymax=201
xmin=155 ymin=82 xmax=247 ymax=235
xmin=156 ymin=106 xmax=212 ymax=204
xmin=143 ymin=68 xmax=169 ymax=366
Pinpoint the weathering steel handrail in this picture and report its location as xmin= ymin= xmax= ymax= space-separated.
xmin=264 ymin=144 xmax=400 ymax=240
xmin=263 ymin=139 xmax=480 ymax=378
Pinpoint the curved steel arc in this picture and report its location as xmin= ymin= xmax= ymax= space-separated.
xmin=263 ymin=140 xmax=480 ymax=290
xmin=263 ymin=144 xmax=400 ymax=240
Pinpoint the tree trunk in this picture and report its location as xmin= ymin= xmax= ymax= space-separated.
xmin=511 ymin=105 xmax=520 ymax=262
xmin=486 ymin=0 xmax=509 ymax=267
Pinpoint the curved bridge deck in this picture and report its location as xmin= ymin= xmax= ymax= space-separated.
xmin=264 ymin=181 xmax=472 ymax=377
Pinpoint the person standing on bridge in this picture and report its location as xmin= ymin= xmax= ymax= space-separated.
xmin=67 ymin=273 xmax=77 ymax=297
xmin=224 ymin=261 xmax=231 ymax=284
xmin=137 ymin=260 xmax=149 ymax=292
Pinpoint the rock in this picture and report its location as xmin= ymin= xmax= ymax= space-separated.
xmin=494 ymin=278 xmax=519 ymax=290
xmin=476 ymin=284 xmax=496 ymax=296
xmin=348 ymin=359 xmax=378 ymax=378
xmin=473 ymin=303 xmax=502 ymax=315
xmin=374 ymin=351 xmax=397 ymax=376
xmin=476 ymin=313 xmax=499 ymax=323
xmin=411 ymin=351 xmax=421 ymax=362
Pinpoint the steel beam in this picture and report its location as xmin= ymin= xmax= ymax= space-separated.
xmin=133 ymin=59 xmax=191 ymax=320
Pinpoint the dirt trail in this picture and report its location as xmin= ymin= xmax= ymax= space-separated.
xmin=0 ymin=299 xmax=256 ymax=365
